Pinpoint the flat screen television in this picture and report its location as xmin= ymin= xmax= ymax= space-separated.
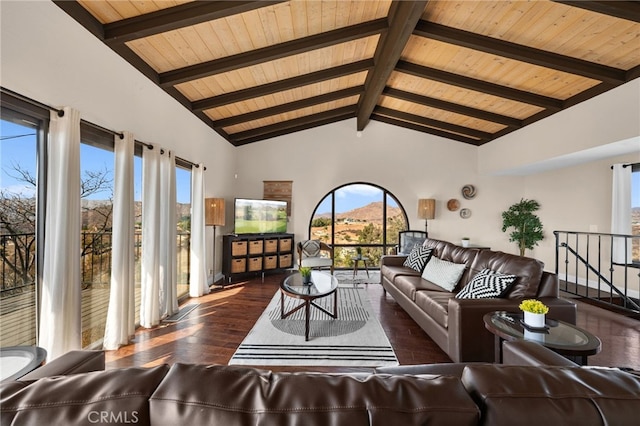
xmin=234 ymin=198 xmax=288 ymax=234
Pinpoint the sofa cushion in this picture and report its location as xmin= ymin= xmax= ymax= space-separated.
xmin=468 ymin=250 xmax=544 ymax=299
xmin=421 ymin=256 xmax=466 ymax=291
xmin=150 ymin=364 xmax=480 ymax=425
xmin=300 ymin=240 xmax=321 ymax=257
xmin=381 ymin=264 xmax=420 ymax=286
xmin=394 ymin=275 xmax=446 ymax=301
xmin=462 ymin=365 xmax=640 ymax=426
xmin=403 ymin=246 xmax=433 ymax=272
xmin=415 ymin=291 xmax=454 ymax=329
xmin=455 ymin=269 xmax=517 ymax=299
xmin=0 ymin=365 xmax=169 ymax=426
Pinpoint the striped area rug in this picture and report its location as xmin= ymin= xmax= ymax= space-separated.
xmin=229 ymin=286 xmax=398 ymax=367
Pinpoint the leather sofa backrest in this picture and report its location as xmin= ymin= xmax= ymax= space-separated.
xmin=468 ymin=250 xmax=544 ymax=299
xmin=149 ymin=364 xmax=480 ymax=425
xmin=461 ymin=364 xmax=640 ymax=426
xmin=0 ymin=365 xmax=169 ymax=426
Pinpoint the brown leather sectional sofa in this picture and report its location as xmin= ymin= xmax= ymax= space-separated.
xmin=2 ymin=342 xmax=638 ymax=425
xmin=381 ymin=237 xmax=577 ymax=362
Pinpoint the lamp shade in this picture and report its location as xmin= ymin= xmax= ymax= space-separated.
xmin=418 ymin=199 xmax=436 ymax=220
xmin=205 ymin=198 xmax=225 ymax=226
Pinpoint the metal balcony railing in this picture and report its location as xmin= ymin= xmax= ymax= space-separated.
xmin=554 ymin=231 xmax=640 ymax=315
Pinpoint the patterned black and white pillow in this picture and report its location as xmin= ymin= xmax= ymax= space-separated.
xmin=301 ymin=240 xmax=321 ymax=257
xmin=455 ymin=269 xmax=517 ymax=299
xmin=403 ymin=245 xmax=433 ymax=273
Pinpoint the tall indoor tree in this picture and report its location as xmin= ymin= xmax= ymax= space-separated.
xmin=501 ymin=198 xmax=544 ymax=256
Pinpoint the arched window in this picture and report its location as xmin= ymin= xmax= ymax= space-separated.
xmin=308 ymin=182 xmax=408 ymax=268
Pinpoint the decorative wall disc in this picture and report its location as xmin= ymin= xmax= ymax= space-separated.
xmin=461 ymin=185 xmax=476 ymax=199
xmin=447 ymin=199 xmax=460 ymax=211
xmin=460 ymin=208 xmax=471 ymax=219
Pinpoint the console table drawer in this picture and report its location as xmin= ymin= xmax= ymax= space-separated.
xmin=248 ymin=257 xmax=263 ymax=272
xmin=279 ymin=254 xmax=292 ymax=268
xmin=279 ymin=238 xmax=292 ymax=252
xmin=249 ymin=240 xmax=264 ymax=255
xmin=264 ymin=255 xmax=277 ymax=270
xmin=230 ymin=258 xmax=246 ymax=273
xmin=231 ymin=241 xmax=247 ymax=256
xmin=264 ymin=239 xmax=278 ymax=253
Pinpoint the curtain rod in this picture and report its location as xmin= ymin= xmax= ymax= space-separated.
xmin=610 ymin=164 xmax=631 ymax=169
xmin=2 ymin=87 xmax=205 ymax=169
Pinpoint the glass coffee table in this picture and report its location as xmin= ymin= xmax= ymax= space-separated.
xmin=280 ymin=271 xmax=338 ymax=341
xmin=484 ymin=311 xmax=601 ymax=365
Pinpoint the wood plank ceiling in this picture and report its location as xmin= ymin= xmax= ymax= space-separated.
xmin=55 ymin=0 xmax=640 ymax=147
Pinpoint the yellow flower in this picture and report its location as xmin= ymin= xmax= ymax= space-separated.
xmin=519 ymin=299 xmax=549 ymax=314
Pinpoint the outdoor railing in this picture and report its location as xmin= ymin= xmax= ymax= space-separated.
xmin=554 ymin=230 xmax=640 ymax=315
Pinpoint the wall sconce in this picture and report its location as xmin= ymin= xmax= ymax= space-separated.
xmin=205 ymin=198 xmax=225 ymax=284
xmin=418 ymin=198 xmax=436 ymax=236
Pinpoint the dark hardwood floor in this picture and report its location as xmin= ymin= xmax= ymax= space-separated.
xmin=105 ymin=273 xmax=640 ymax=373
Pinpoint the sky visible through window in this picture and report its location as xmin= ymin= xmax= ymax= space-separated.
xmin=1 ymin=120 xmax=191 ymax=203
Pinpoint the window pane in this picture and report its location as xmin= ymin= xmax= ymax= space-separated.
xmin=1 ymin=118 xmax=38 ymax=346
xmin=80 ymin=143 xmax=114 ymax=348
xmin=309 ymin=183 xmax=408 ymax=269
xmin=176 ymin=167 xmax=191 ymax=299
xmin=134 ymin=155 xmax=142 ymax=324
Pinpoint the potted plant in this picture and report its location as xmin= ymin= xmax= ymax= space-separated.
xmin=299 ymin=266 xmax=312 ymax=285
xmin=355 ymin=247 xmax=362 ymax=258
xmin=461 ymin=237 xmax=470 ymax=247
xmin=501 ymin=198 xmax=544 ymax=256
xmin=519 ymin=299 xmax=549 ymax=328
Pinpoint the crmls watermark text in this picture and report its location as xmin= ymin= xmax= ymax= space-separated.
xmin=88 ymin=411 xmax=139 ymax=424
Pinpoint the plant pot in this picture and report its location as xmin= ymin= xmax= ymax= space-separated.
xmin=523 ymin=311 xmax=546 ymax=328
xmin=461 ymin=239 xmax=470 ymax=247
xmin=302 ymin=275 xmax=312 ymax=285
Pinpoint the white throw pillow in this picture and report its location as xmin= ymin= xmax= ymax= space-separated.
xmin=421 ymin=256 xmax=466 ymax=292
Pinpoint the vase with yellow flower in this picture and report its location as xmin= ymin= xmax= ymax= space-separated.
xmin=519 ymin=299 xmax=549 ymax=329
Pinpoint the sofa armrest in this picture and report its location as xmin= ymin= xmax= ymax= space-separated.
xmin=20 ymin=350 xmax=105 ymax=380
xmin=448 ymin=298 xmax=522 ymax=362
xmin=502 ymin=341 xmax=578 ymax=366
xmin=380 ymin=255 xmax=407 ymax=267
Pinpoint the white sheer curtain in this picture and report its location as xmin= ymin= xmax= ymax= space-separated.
xmin=160 ymin=151 xmax=178 ymax=318
xmin=140 ymin=145 xmax=161 ymax=328
xmin=189 ymin=164 xmax=208 ymax=297
xmin=39 ymin=107 xmax=81 ymax=361
xmin=611 ymin=164 xmax=632 ymax=263
xmin=103 ymin=132 xmax=135 ymax=350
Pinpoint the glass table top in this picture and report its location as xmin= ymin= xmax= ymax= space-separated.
xmin=281 ymin=271 xmax=338 ymax=297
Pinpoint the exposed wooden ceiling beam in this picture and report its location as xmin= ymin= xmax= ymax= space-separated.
xmin=231 ymin=106 xmax=357 ymax=145
xmin=383 ymin=87 xmax=522 ymax=128
xmin=214 ymin=86 xmax=364 ymax=129
xmin=356 ymin=0 xmax=429 ymax=131
xmin=234 ymin=111 xmax=356 ymax=146
xmin=396 ymin=60 xmax=563 ymax=110
xmin=374 ymin=106 xmax=492 ymax=140
xmin=414 ymin=21 xmax=626 ymax=84
xmin=192 ymin=59 xmax=373 ymax=111
xmin=103 ymin=1 xmax=285 ymax=44
xmin=553 ymin=1 xmax=640 ymax=23
xmin=371 ymin=114 xmax=483 ymax=146
xmin=160 ymin=18 xmax=387 ymax=87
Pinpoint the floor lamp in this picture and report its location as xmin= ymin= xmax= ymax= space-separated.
xmin=205 ymin=198 xmax=225 ymax=285
xmin=418 ymin=198 xmax=436 ymax=237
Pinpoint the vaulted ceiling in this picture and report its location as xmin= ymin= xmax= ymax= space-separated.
xmin=54 ymin=0 xmax=640 ymax=147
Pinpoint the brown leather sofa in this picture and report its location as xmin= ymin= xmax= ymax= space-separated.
xmin=2 ymin=343 xmax=638 ymax=426
xmin=380 ymin=237 xmax=577 ymax=362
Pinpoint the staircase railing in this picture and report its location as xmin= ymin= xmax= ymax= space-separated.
xmin=554 ymin=231 xmax=640 ymax=315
